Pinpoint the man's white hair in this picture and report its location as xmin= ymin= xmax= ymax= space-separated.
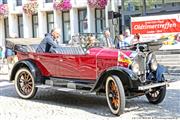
xmin=125 ymin=29 xmax=130 ymax=36
xmin=51 ymin=28 xmax=61 ymax=34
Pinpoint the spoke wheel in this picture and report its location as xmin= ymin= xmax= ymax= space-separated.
xmin=146 ymin=75 xmax=166 ymax=104
xmin=105 ymin=75 xmax=125 ymax=116
xmin=146 ymin=85 xmax=166 ymax=104
xmin=15 ymin=68 xmax=37 ymax=99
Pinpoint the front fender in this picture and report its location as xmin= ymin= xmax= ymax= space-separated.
xmin=156 ymin=64 xmax=167 ymax=81
xmin=91 ymin=66 xmax=139 ymax=92
xmin=107 ymin=66 xmax=139 ymax=81
xmin=10 ymin=59 xmax=43 ymax=84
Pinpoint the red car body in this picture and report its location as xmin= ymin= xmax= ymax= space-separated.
xmin=9 ymin=41 xmax=168 ymax=116
xmin=16 ymin=48 xmax=132 ymax=80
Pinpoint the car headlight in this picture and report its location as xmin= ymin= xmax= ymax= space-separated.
xmin=150 ymin=58 xmax=158 ymax=71
xmin=131 ymin=62 xmax=140 ymax=74
xmin=148 ymin=53 xmax=158 ymax=71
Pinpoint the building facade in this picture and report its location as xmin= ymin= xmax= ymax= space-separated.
xmin=0 ymin=0 xmax=121 ymax=47
xmin=0 ymin=0 xmax=180 ymax=47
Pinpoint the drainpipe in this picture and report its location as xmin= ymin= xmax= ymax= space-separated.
xmin=142 ymin=0 xmax=147 ymax=16
xmin=121 ymin=0 xmax=125 ymax=32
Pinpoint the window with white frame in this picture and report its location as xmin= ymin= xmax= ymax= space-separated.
xmin=95 ymin=8 xmax=105 ymax=34
xmin=32 ymin=14 xmax=38 ymax=38
xmin=47 ymin=12 xmax=54 ymax=33
xmin=45 ymin=0 xmax=53 ymax=3
xmin=165 ymin=0 xmax=180 ymax=7
xmin=62 ymin=11 xmax=71 ymax=43
xmin=16 ymin=0 xmax=22 ymax=6
xmin=78 ymin=9 xmax=88 ymax=33
xmin=146 ymin=0 xmax=163 ymax=10
xmin=4 ymin=17 xmax=9 ymax=38
xmin=17 ymin=14 xmax=23 ymax=38
xmin=2 ymin=0 xmax=7 ymax=4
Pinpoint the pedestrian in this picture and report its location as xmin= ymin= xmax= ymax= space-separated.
xmin=0 ymin=46 xmax=2 ymax=72
xmin=132 ymin=33 xmax=141 ymax=44
xmin=103 ymin=29 xmax=115 ymax=48
xmin=116 ymin=34 xmax=131 ymax=49
xmin=123 ymin=28 xmax=134 ymax=45
xmin=0 ymin=46 xmax=2 ymax=60
xmin=175 ymin=33 xmax=180 ymax=42
xmin=5 ymin=48 xmax=15 ymax=64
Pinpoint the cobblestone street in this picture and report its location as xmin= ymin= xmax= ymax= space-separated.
xmin=0 ymin=74 xmax=179 ymax=120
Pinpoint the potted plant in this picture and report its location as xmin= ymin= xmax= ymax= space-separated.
xmin=88 ymin=0 xmax=108 ymax=9
xmin=23 ymin=0 xmax=38 ymax=15
xmin=53 ymin=0 xmax=72 ymax=11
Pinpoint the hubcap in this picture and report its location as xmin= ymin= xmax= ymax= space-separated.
xmin=149 ymin=89 xmax=160 ymax=98
xmin=17 ymin=71 xmax=33 ymax=95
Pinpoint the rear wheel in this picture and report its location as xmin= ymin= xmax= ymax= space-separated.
xmin=105 ymin=75 xmax=125 ymax=116
xmin=15 ymin=68 xmax=37 ymax=99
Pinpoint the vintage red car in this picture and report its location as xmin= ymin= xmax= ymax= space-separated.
xmin=9 ymin=37 xmax=168 ymax=116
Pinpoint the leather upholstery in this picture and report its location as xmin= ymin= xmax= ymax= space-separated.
xmin=50 ymin=46 xmax=85 ymax=55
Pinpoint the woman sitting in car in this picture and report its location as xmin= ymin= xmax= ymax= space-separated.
xmin=85 ymin=35 xmax=96 ymax=49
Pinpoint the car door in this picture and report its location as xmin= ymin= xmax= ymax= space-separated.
xmin=58 ymin=54 xmax=80 ymax=78
xmin=36 ymin=53 xmax=61 ymax=77
xmin=78 ymin=53 xmax=97 ymax=80
xmin=58 ymin=53 xmax=97 ymax=80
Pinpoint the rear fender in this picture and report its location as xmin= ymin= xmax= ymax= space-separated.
xmin=10 ymin=59 xmax=44 ymax=84
xmin=91 ymin=66 xmax=139 ymax=92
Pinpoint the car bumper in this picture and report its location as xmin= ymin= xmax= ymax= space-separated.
xmin=138 ymin=81 xmax=169 ymax=90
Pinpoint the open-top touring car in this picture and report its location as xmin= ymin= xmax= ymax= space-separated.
xmin=9 ymin=36 xmax=168 ymax=116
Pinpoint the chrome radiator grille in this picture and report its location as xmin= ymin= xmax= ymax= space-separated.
xmin=135 ymin=53 xmax=146 ymax=82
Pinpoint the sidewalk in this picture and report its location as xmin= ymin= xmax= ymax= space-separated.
xmin=0 ymin=74 xmax=9 ymax=80
xmin=0 ymin=60 xmax=10 ymax=81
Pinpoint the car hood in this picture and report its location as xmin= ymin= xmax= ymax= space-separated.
xmin=88 ymin=48 xmax=135 ymax=58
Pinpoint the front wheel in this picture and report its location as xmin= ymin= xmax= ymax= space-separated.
xmin=105 ymin=75 xmax=125 ymax=116
xmin=15 ymin=68 xmax=37 ymax=99
xmin=146 ymin=85 xmax=166 ymax=104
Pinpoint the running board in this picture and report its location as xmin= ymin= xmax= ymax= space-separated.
xmin=36 ymin=84 xmax=96 ymax=95
xmin=48 ymin=77 xmax=94 ymax=88
xmin=138 ymin=82 xmax=169 ymax=90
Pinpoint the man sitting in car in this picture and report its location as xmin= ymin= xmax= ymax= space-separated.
xmin=36 ymin=28 xmax=61 ymax=53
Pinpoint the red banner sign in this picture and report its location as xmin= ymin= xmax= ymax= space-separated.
xmin=131 ymin=14 xmax=180 ymax=50
xmin=132 ymin=18 xmax=180 ymax=34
